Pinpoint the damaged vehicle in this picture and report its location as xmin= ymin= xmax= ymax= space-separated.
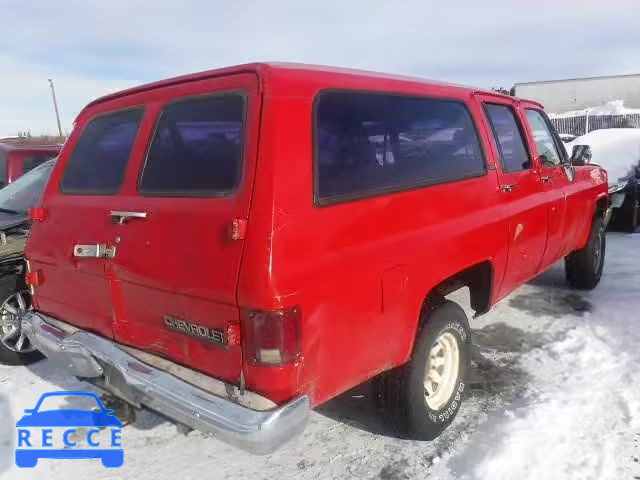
xmin=10 ymin=63 xmax=608 ymax=455
xmin=0 ymin=159 xmax=54 ymax=364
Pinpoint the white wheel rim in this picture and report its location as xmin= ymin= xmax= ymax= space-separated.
xmin=0 ymin=291 xmax=35 ymax=353
xmin=424 ymin=331 xmax=460 ymax=411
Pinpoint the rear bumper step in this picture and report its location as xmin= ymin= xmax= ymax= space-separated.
xmin=21 ymin=312 xmax=310 ymax=455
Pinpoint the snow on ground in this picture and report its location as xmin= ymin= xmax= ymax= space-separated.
xmin=1 ymin=234 xmax=639 ymax=480
xmin=549 ymin=100 xmax=640 ymax=119
xmin=566 ymin=128 xmax=640 ymax=183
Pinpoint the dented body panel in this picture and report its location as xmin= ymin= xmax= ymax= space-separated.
xmin=25 ymin=63 xmax=608 ymax=414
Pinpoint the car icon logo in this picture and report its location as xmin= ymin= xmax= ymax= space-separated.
xmin=15 ymin=391 xmax=124 ymax=468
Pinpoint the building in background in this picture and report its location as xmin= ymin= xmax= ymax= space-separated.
xmin=512 ymin=74 xmax=640 ymax=114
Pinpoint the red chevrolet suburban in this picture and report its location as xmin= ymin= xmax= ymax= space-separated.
xmin=11 ymin=63 xmax=608 ymax=454
xmin=0 ymin=143 xmax=60 ymax=186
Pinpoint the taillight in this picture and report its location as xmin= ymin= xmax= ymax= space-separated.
xmin=29 ymin=207 xmax=48 ymax=222
xmin=26 ymin=270 xmax=45 ymax=287
xmin=241 ymin=307 xmax=301 ymax=366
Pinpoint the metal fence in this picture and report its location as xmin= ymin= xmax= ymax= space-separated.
xmin=550 ymin=113 xmax=640 ymax=136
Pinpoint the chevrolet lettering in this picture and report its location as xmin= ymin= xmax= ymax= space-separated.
xmin=164 ymin=316 xmax=225 ymax=345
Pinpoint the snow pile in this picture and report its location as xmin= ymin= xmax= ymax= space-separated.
xmin=549 ymin=100 xmax=640 ymax=119
xmin=566 ymin=128 xmax=640 ymax=182
xmin=463 ymin=325 xmax=639 ymax=480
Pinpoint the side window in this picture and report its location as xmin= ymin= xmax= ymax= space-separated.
xmin=139 ymin=94 xmax=245 ymax=196
xmin=61 ymin=109 xmax=143 ymax=194
xmin=483 ymin=104 xmax=531 ymax=173
xmin=525 ymin=109 xmax=564 ymax=167
xmin=0 ymin=151 xmax=7 ymax=185
xmin=23 ymin=154 xmax=55 ymax=174
xmin=315 ymin=92 xmax=485 ymax=203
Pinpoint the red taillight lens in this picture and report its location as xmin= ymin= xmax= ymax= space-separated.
xmin=29 ymin=207 xmax=48 ymax=222
xmin=26 ymin=270 xmax=44 ymax=286
xmin=241 ymin=307 xmax=301 ymax=366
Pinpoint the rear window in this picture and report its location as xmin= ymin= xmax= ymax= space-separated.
xmin=315 ymin=91 xmax=485 ymax=204
xmin=23 ymin=153 xmax=56 ymax=174
xmin=139 ymin=94 xmax=245 ymax=196
xmin=60 ymin=109 xmax=143 ymax=194
xmin=0 ymin=151 xmax=7 ymax=185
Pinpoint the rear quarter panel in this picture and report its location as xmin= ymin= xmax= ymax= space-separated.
xmin=238 ymin=71 xmax=509 ymax=406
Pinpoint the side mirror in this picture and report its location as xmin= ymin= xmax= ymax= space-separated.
xmin=571 ymin=145 xmax=592 ymax=166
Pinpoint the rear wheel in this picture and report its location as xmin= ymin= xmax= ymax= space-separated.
xmin=565 ymin=216 xmax=605 ymax=290
xmin=0 ymin=286 xmax=42 ymax=366
xmin=377 ymin=300 xmax=470 ymax=440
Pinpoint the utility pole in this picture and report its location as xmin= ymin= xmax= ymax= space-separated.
xmin=48 ymin=79 xmax=63 ymax=137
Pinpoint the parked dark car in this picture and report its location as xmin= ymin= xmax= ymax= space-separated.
xmin=0 ymin=143 xmax=59 ymax=187
xmin=0 ymin=159 xmax=54 ymax=364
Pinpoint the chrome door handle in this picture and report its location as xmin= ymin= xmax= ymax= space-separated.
xmin=74 ymin=244 xmax=116 ymax=258
xmin=110 ymin=210 xmax=148 ymax=225
xmin=501 ymin=183 xmax=519 ymax=193
xmin=541 ymin=175 xmax=552 ymax=184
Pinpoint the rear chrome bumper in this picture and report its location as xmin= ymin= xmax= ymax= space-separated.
xmin=21 ymin=311 xmax=310 ymax=455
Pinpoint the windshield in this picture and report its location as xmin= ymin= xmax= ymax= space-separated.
xmin=0 ymin=159 xmax=55 ymax=214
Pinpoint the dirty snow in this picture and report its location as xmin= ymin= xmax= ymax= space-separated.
xmin=549 ymin=100 xmax=640 ymax=119
xmin=567 ymin=128 xmax=640 ymax=183
xmin=1 ymin=234 xmax=639 ymax=480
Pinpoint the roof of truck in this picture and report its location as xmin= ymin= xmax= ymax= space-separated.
xmin=0 ymin=142 xmax=61 ymax=153
xmin=85 ymin=62 xmax=539 ymax=111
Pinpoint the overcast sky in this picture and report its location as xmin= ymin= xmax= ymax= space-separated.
xmin=1 ymin=0 xmax=639 ymax=137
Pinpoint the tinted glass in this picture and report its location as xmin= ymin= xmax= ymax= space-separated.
xmin=0 ymin=152 xmax=6 ymax=185
xmin=140 ymin=94 xmax=245 ymax=195
xmin=0 ymin=159 xmax=54 ymax=213
xmin=315 ymin=92 xmax=485 ymax=202
xmin=484 ymin=104 xmax=531 ymax=172
xmin=60 ymin=109 xmax=143 ymax=194
xmin=23 ymin=153 xmax=56 ymax=174
xmin=525 ymin=109 xmax=563 ymax=167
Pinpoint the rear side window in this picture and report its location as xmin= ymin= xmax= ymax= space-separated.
xmin=0 ymin=151 xmax=7 ymax=184
xmin=483 ymin=104 xmax=531 ymax=172
xmin=315 ymin=91 xmax=485 ymax=203
xmin=139 ymin=94 xmax=245 ymax=196
xmin=23 ymin=154 xmax=56 ymax=174
xmin=61 ymin=109 xmax=143 ymax=194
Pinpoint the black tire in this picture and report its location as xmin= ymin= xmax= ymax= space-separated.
xmin=377 ymin=300 xmax=471 ymax=440
xmin=565 ymin=215 xmax=605 ymax=290
xmin=0 ymin=275 xmax=43 ymax=366
xmin=620 ymin=188 xmax=638 ymax=233
xmin=610 ymin=185 xmax=639 ymax=233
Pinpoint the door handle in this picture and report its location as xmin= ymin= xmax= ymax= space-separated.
xmin=74 ymin=244 xmax=116 ymax=258
xmin=541 ymin=175 xmax=552 ymax=184
xmin=501 ymin=183 xmax=519 ymax=193
xmin=110 ymin=210 xmax=148 ymax=225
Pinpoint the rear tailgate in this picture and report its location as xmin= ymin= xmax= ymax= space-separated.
xmin=27 ymin=108 xmax=145 ymax=339
xmin=27 ymin=72 xmax=261 ymax=385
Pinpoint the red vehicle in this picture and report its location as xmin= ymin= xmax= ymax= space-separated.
xmin=14 ymin=63 xmax=608 ymax=454
xmin=0 ymin=143 xmax=60 ymax=186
